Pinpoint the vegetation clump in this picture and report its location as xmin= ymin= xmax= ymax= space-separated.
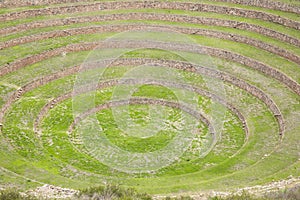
xmin=76 ymin=185 xmax=152 ymax=200
xmin=210 ymin=185 xmax=300 ymax=200
xmin=0 ymin=189 xmax=37 ymax=200
xmin=1 ymin=184 xmax=299 ymax=199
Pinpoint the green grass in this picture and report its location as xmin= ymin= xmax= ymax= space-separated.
xmin=35 ymin=72 xmax=217 ymax=171
xmin=1 ymin=59 xmax=284 ymax=192
xmin=0 ymin=0 xmax=299 ymax=197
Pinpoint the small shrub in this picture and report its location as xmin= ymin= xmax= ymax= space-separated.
xmin=264 ymin=185 xmax=300 ymax=200
xmin=0 ymin=190 xmax=21 ymax=200
xmin=209 ymin=191 xmax=264 ymax=200
xmin=0 ymin=189 xmax=37 ymax=200
xmin=164 ymin=196 xmax=194 ymax=200
xmin=76 ymin=184 xmax=152 ymax=200
xmin=209 ymin=186 xmax=300 ymax=200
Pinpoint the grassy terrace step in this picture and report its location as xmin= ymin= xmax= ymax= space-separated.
xmin=1 ymin=7 xmax=300 ymax=41
xmin=0 ymin=55 xmax=286 ymax=134
xmin=1 ymin=18 xmax=300 ymax=59
xmin=0 ymin=48 xmax=294 ymax=124
xmin=175 ymin=0 xmax=300 ymax=19
xmin=1 ymin=33 xmax=299 ymax=95
xmin=0 ymin=18 xmax=300 ymax=63
xmin=1 ymin=0 xmax=300 ymax=22
xmin=1 ymin=50 xmax=296 ymax=133
xmin=1 ymin=24 xmax=300 ymax=69
xmin=0 ymin=48 xmax=290 ymax=126
xmin=0 ymin=47 xmax=295 ymax=100
xmin=0 ymin=12 xmax=298 ymax=56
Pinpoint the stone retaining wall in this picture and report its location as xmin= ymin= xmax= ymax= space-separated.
xmin=212 ymin=0 xmax=300 ymax=14
xmin=1 ymin=0 xmax=299 ymax=15
xmin=28 ymin=76 xmax=227 ymax=136
xmin=1 ymin=24 xmax=299 ymax=65
xmin=118 ymin=58 xmax=285 ymax=136
xmin=1 ymin=1 xmax=299 ymax=30
xmin=68 ymin=97 xmax=215 ymax=135
xmin=1 ymin=41 xmax=299 ymax=97
xmin=1 ymin=13 xmax=299 ymax=48
xmin=7 ymin=63 xmax=244 ymax=137
xmin=0 ymin=58 xmax=283 ymax=137
xmin=0 ymin=0 xmax=87 ymax=8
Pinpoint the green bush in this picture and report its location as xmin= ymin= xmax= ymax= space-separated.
xmin=76 ymin=184 xmax=152 ymax=200
xmin=0 ymin=189 xmax=37 ymax=200
xmin=209 ymin=185 xmax=300 ymax=200
xmin=164 ymin=196 xmax=194 ymax=200
xmin=1 ymin=185 xmax=299 ymax=200
xmin=209 ymin=191 xmax=263 ymax=200
xmin=264 ymin=185 xmax=300 ymax=200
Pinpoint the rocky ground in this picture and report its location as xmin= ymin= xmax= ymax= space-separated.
xmin=0 ymin=176 xmax=299 ymax=199
xmin=154 ymin=176 xmax=300 ymax=200
xmin=24 ymin=184 xmax=78 ymax=199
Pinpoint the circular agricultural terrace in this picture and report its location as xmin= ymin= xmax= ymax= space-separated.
xmin=0 ymin=0 xmax=299 ymax=197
